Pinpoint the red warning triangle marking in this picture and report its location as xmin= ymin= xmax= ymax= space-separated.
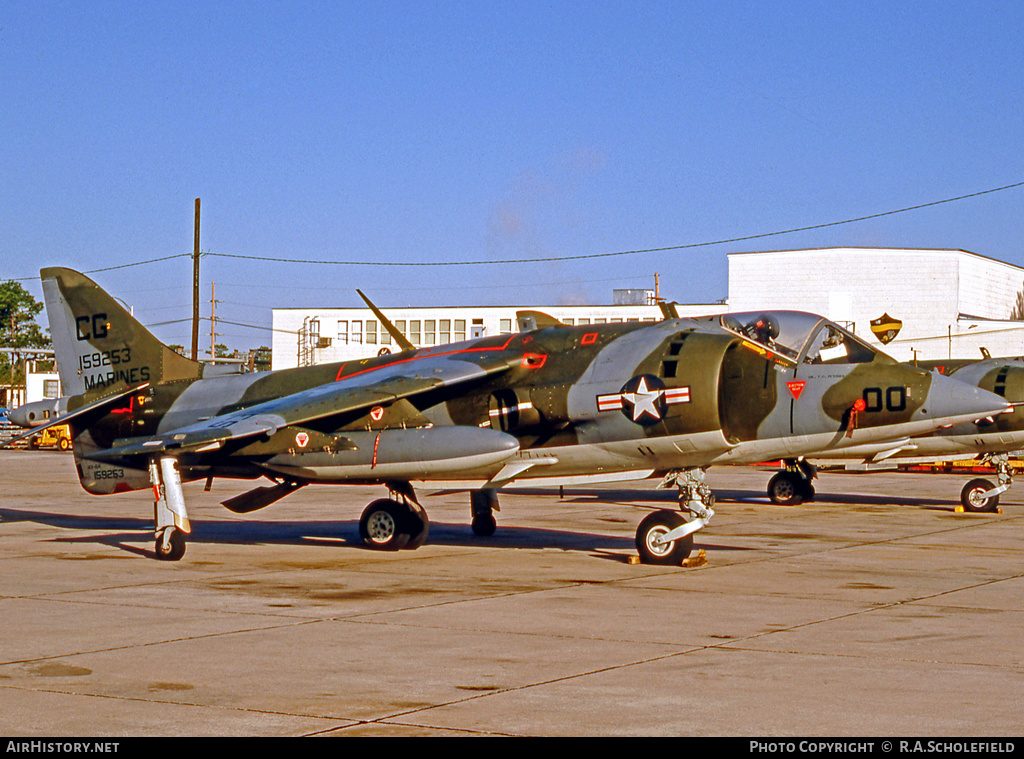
xmin=786 ymin=380 xmax=806 ymax=400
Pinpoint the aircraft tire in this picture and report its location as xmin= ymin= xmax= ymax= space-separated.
xmin=471 ymin=513 xmax=497 ymax=537
xmin=961 ymin=478 xmax=999 ymax=513
xmin=635 ymin=510 xmax=694 ymax=565
xmin=155 ymin=528 xmax=186 ymax=561
xmin=470 ymin=490 xmax=498 ymax=537
xmin=768 ymin=473 xmax=804 ymax=506
xmin=359 ymin=499 xmax=411 ymax=551
xmin=403 ymin=501 xmax=430 ymax=550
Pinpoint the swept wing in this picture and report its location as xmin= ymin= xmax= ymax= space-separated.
xmin=90 ymin=349 xmax=520 ymax=460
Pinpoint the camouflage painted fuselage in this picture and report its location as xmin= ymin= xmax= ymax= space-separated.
xmin=39 ymin=266 xmax=1008 ymax=497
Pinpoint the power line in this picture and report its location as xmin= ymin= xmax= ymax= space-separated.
xmin=205 ymin=181 xmax=1024 ymax=267
xmin=8 ymin=179 xmax=1024 ymax=281
xmin=85 ymin=254 xmax=192 ymax=273
xmin=8 ymin=254 xmax=192 ymax=283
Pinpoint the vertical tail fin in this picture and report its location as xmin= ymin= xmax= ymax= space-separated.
xmin=40 ymin=267 xmax=202 ymax=399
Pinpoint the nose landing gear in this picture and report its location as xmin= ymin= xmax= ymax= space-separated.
xmin=958 ymin=453 xmax=1013 ymax=513
xmin=634 ymin=469 xmax=714 ymax=565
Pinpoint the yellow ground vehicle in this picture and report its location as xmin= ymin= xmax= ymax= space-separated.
xmin=29 ymin=424 xmax=71 ymax=451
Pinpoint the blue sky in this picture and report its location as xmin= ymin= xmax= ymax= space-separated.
xmin=3 ymin=1 xmax=1023 ymax=351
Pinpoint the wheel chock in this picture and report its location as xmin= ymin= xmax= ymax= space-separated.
xmin=628 ymin=548 xmax=707 ymax=567
xmin=682 ymin=549 xmax=707 ymax=568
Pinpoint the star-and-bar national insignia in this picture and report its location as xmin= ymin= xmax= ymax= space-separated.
xmin=870 ymin=313 xmax=902 ymax=345
xmin=596 ymin=374 xmax=690 ymax=426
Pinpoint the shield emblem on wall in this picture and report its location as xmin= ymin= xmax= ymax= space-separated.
xmin=870 ymin=313 xmax=902 ymax=344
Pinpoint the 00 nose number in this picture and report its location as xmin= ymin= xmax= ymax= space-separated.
xmin=862 ymin=386 xmax=907 ymax=412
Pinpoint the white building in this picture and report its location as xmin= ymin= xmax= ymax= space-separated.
xmin=728 ymin=248 xmax=1024 ymax=363
xmin=271 ymin=297 xmax=725 ymax=370
xmin=271 ymin=248 xmax=1024 ymax=370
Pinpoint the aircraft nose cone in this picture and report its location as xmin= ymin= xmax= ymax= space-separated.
xmin=925 ymin=372 xmax=1012 ymax=425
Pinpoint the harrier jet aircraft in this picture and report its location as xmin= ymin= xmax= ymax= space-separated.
xmin=763 ymin=353 xmax=1024 ymax=513
xmin=6 ymin=268 xmax=1010 ymax=565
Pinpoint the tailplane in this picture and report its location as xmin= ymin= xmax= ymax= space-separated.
xmin=40 ymin=267 xmax=203 ymax=495
xmin=41 ymin=267 xmax=202 ymax=399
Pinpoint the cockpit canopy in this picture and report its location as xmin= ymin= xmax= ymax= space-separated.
xmin=721 ymin=311 xmax=886 ymax=365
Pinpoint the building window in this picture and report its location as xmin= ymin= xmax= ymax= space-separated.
xmin=455 ymin=319 xmax=466 ymax=342
xmin=409 ymin=320 xmax=421 ymax=345
xmin=500 ymin=319 xmax=512 ymax=333
xmin=440 ymin=319 xmax=451 ymax=343
xmin=337 ymin=320 xmax=348 ymax=344
xmin=352 ymin=320 xmax=362 ymax=343
xmin=563 ymin=318 xmax=574 ymax=325
xmin=366 ymin=320 xmax=377 ymax=344
xmin=424 ymin=320 xmax=436 ymax=345
xmin=578 ymin=318 xmax=590 ymax=325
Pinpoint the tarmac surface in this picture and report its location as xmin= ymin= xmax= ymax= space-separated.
xmin=1 ymin=448 xmax=1023 ymax=737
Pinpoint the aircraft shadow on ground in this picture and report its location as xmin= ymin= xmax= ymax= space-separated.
xmin=0 ymin=506 xmax=647 ymax=559
xmin=0 ymin=481 xmax=964 ymax=562
xmin=735 ymin=489 xmax=959 ymax=510
xmin=512 ymin=485 xmax=959 ymax=511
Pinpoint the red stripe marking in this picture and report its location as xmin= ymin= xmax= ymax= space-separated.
xmin=334 ymin=335 xmax=519 ymax=382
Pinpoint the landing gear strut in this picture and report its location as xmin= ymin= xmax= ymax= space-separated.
xmin=359 ymin=482 xmax=430 ymax=550
xmin=635 ymin=468 xmax=715 ymax=565
xmin=767 ymin=459 xmax=817 ymax=505
xmin=470 ymin=489 xmax=498 ymax=537
xmin=959 ymin=453 xmax=1012 ymax=513
xmin=150 ymin=456 xmax=190 ymax=561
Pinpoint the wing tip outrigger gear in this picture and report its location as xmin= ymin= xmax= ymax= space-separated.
xmin=150 ymin=456 xmax=190 ymax=561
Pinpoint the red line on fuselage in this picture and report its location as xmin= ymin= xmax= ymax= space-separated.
xmin=334 ymin=335 xmax=520 ymax=382
xmin=110 ymin=396 xmax=134 ymax=415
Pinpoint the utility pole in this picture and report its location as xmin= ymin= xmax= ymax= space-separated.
xmin=191 ymin=198 xmax=201 ymax=361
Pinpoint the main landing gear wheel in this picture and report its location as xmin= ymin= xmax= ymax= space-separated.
xmin=961 ymin=478 xmax=999 ymax=513
xmin=403 ymin=501 xmax=430 ymax=550
xmin=635 ymin=510 xmax=694 ymax=566
xmin=155 ymin=527 xmax=186 ymax=561
xmin=359 ymin=498 xmax=429 ymax=550
xmin=768 ymin=472 xmax=806 ymax=506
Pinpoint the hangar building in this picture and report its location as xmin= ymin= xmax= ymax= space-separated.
xmin=728 ymin=248 xmax=1024 ymax=364
xmin=271 ymin=248 xmax=1024 ymax=369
